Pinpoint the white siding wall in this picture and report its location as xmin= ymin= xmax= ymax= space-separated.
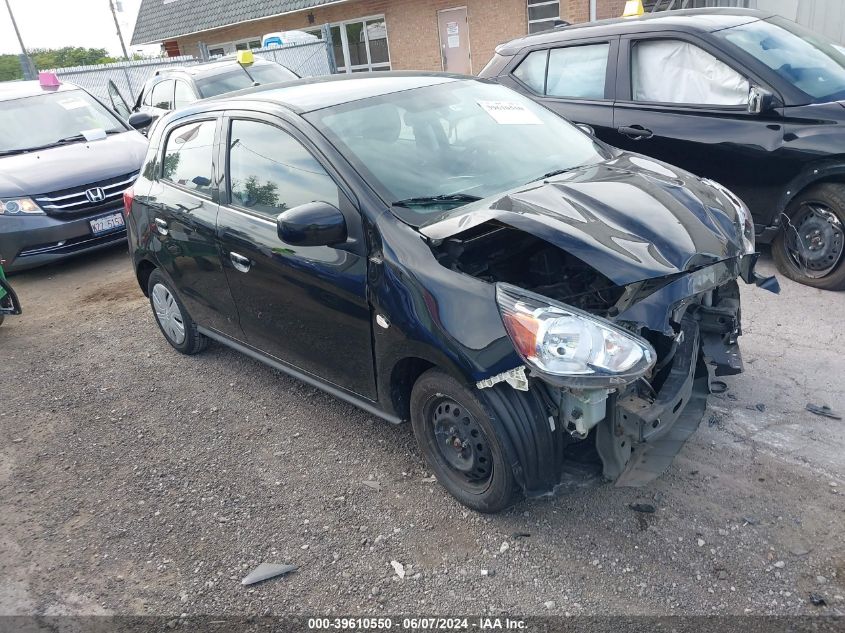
xmin=748 ymin=0 xmax=845 ymax=44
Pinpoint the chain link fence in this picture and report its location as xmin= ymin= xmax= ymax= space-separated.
xmin=50 ymin=40 xmax=333 ymax=105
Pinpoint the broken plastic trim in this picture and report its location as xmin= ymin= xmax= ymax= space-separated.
xmin=476 ymin=366 xmax=529 ymax=392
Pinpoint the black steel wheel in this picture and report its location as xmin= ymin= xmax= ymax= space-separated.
xmin=774 ymin=183 xmax=845 ymax=290
xmin=410 ymin=369 xmax=519 ymax=513
xmin=430 ymin=396 xmax=494 ymax=493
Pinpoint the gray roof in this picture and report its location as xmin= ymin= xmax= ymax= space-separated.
xmin=131 ymin=0 xmax=346 ymax=46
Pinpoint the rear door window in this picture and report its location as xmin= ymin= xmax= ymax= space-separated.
xmin=161 ymin=119 xmax=217 ymax=196
xmin=513 ymin=50 xmax=548 ymax=93
xmin=150 ymin=80 xmax=175 ymax=110
xmin=512 ymin=43 xmax=611 ymax=99
xmin=546 ymin=43 xmax=610 ymax=99
xmin=173 ymin=81 xmax=196 ymax=109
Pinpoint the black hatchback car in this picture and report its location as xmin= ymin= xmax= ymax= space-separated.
xmin=126 ymin=73 xmax=776 ymax=512
xmin=481 ymin=8 xmax=845 ymax=290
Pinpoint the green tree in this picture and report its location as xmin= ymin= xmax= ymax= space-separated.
xmin=31 ymin=47 xmax=118 ymax=70
xmin=233 ymin=175 xmax=281 ymax=209
xmin=0 ymin=55 xmax=22 ymax=82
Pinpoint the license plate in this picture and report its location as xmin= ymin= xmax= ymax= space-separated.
xmin=89 ymin=212 xmax=125 ymax=236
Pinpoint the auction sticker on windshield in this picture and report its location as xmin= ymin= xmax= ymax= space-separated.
xmin=89 ymin=212 xmax=125 ymax=236
xmin=477 ymin=101 xmax=542 ymax=125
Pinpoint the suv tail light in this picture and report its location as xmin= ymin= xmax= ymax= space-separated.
xmin=123 ymin=187 xmax=135 ymax=218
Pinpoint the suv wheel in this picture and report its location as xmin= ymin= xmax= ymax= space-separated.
xmin=410 ymin=369 xmax=520 ymax=513
xmin=147 ymin=269 xmax=208 ymax=355
xmin=773 ymin=183 xmax=845 ymax=290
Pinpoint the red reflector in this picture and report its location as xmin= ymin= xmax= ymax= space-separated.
xmin=123 ymin=187 xmax=135 ymax=218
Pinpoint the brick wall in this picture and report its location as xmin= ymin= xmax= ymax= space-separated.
xmin=176 ymin=0 xmax=528 ymax=73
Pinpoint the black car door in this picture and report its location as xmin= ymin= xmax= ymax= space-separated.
xmin=146 ymin=115 xmax=242 ymax=337
xmin=215 ymin=112 xmax=376 ymax=399
xmin=611 ymin=33 xmax=789 ymax=225
xmin=497 ymin=36 xmax=618 ymax=143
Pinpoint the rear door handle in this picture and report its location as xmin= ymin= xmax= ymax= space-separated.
xmin=154 ymin=217 xmax=169 ymax=236
xmin=618 ymin=125 xmax=654 ymax=140
xmin=229 ymin=252 xmax=251 ymax=273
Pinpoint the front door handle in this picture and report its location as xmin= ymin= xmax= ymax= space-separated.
xmin=618 ymin=125 xmax=654 ymax=140
xmin=154 ymin=217 xmax=169 ymax=236
xmin=229 ymin=252 xmax=251 ymax=273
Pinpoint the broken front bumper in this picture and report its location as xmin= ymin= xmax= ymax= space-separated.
xmin=492 ymin=256 xmax=774 ymax=497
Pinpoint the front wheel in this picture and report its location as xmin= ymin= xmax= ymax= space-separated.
xmin=772 ymin=183 xmax=845 ymax=290
xmin=410 ymin=369 xmax=520 ymax=513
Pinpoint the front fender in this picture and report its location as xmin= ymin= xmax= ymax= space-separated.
xmin=370 ymin=215 xmax=521 ymax=416
xmin=778 ymin=159 xmax=845 ymax=224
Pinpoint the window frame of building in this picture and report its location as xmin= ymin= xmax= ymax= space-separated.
xmin=527 ymin=0 xmax=560 ymax=34
xmin=207 ymin=37 xmax=263 ymax=57
xmin=306 ymin=15 xmax=391 ymax=73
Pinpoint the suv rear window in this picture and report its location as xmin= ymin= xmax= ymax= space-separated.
xmin=513 ymin=43 xmax=610 ymax=99
xmin=195 ymin=64 xmax=298 ymax=98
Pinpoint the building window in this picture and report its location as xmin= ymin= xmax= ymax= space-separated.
xmin=207 ymin=37 xmax=261 ymax=57
xmin=307 ymin=15 xmax=391 ymax=73
xmin=528 ymin=0 xmax=560 ymax=34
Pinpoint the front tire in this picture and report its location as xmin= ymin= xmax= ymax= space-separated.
xmin=410 ymin=369 xmax=520 ymax=513
xmin=147 ymin=269 xmax=208 ymax=355
xmin=773 ymin=183 xmax=845 ymax=290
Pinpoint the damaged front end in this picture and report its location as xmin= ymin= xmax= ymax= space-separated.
xmin=423 ymin=181 xmax=778 ymax=493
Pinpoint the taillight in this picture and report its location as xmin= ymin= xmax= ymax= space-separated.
xmin=123 ymin=187 xmax=135 ymax=218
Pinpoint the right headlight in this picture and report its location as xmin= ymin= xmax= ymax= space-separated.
xmin=496 ymin=284 xmax=656 ymax=388
xmin=0 ymin=197 xmax=44 ymax=216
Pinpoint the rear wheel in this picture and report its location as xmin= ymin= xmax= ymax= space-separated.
xmin=147 ymin=269 xmax=208 ymax=355
xmin=773 ymin=183 xmax=845 ymax=290
xmin=410 ymin=369 xmax=519 ymax=513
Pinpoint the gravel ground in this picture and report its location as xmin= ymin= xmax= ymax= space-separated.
xmin=1 ymin=245 xmax=844 ymax=617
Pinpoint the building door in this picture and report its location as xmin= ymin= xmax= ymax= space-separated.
xmin=437 ymin=7 xmax=472 ymax=74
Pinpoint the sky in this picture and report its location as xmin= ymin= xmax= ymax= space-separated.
xmin=0 ymin=0 xmax=159 ymax=56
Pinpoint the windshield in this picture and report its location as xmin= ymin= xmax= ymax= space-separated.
xmin=196 ymin=64 xmax=298 ymax=98
xmin=0 ymin=89 xmax=125 ymax=154
xmin=305 ymin=80 xmax=608 ymax=225
xmin=716 ymin=16 xmax=845 ymax=103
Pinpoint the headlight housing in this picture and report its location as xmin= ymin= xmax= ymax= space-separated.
xmin=0 ymin=197 xmax=44 ymax=216
xmin=703 ymin=179 xmax=755 ymax=255
xmin=496 ymin=284 xmax=656 ymax=387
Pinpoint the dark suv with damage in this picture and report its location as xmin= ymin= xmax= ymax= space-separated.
xmin=126 ymin=73 xmax=777 ymax=512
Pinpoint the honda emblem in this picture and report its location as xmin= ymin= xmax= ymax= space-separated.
xmin=85 ymin=187 xmax=106 ymax=203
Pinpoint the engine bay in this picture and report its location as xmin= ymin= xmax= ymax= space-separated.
xmin=429 ymin=222 xmax=625 ymax=315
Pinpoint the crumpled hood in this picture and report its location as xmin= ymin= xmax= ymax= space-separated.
xmin=0 ymin=131 xmax=148 ymax=197
xmin=420 ymin=154 xmax=746 ymax=285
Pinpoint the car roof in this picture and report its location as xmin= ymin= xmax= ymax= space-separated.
xmin=154 ymin=56 xmax=278 ymax=79
xmin=0 ymin=80 xmax=84 ymax=102
xmin=207 ymin=72 xmax=465 ymax=113
xmin=497 ymin=7 xmax=776 ymax=54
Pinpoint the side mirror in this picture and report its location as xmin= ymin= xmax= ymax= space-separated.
xmin=128 ymin=112 xmax=153 ymax=131
xmin=748 ymin=86 xmax=777 ymax=115
xmin=576 ymin=123 xmax=596 ymax=136
xmin=277 ymin=201 xmax=347 ymax=247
